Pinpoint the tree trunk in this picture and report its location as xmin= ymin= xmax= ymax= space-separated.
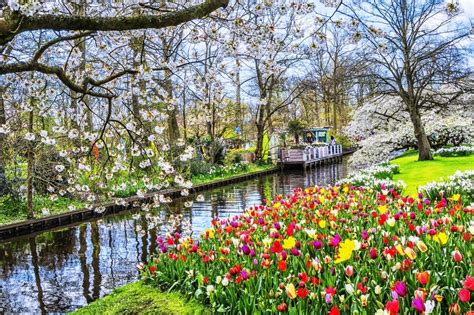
xmin=407 ymin=103 xmax=432 ymax=161
xmin=255 ymin=123 xmax=264 ymax=162
xmin=236 ymin=58 xmax=243 ymax=142
xmin=27 ymin=108 xmax=35 ymax=219
xmin=0 ymin=86 xmax=7 ymax=196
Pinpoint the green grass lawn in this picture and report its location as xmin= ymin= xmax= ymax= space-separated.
xmin=70 ymin=281 xmax=208 ymax=315
xmin=390 ymin=150 xmax=474 ymax=195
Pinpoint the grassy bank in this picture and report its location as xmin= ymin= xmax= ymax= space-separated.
xmin=70 ymin=281 xmax=208 ymax=315
xmin=390 ymin=150 xmax=474 ymax=195
xmin=0 ymin=163 xmax=276 ymax=226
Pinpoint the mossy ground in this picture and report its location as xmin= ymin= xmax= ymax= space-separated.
xmin=70 ymin=281 xmax=208 ymax=315
xmin=390 ymin=150 xmax=474 ymax=195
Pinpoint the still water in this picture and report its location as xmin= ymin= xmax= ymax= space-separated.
xmin=0 ymin=158 xmax=348 ymax=313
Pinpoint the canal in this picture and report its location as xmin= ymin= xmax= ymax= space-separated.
xmin=0 ymin=157 xmax=348 ymax=313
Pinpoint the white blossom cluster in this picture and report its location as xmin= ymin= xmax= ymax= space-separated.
xmin=345 ymin=94 xmax=474 ymax=169
xmin=434 ymin=145 xmax=474 ymax=157
xmin=337 ymin=162 xmax=405 ymax=193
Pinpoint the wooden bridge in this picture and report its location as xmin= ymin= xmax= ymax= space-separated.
xmin=278 ymin=145 xmax=344 ymax=169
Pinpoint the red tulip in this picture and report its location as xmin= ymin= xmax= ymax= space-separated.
xmin=329 ymin=305 xmax=340 ymax=315
xmin=464 ymin=276 xmax=474 ymax=291
xmin=459 ymin=288 xmax=470 ymax=302
xmin=452 ymin=250 xmax=463 ymax=263
xmin=277 ymin=260 xmax=286 ymax=272
xmin=277 ymin=302 xmax=287 ymax=312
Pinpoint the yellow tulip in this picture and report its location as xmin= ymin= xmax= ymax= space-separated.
xmin=405 ymin=247 xmax=416 ymax=260
xmin=450 ymin=194 xmax=461 ymax=202
xmin=433 ymin=232 xmax=448 ymax=245
xmin=335 ymin=239 xmax=355 ymax=264
xmin=378 ymin=205 xmax=387 ymax=214
xmin=282 ymin=237 xmax=296 ymax=250
xmin=417 ymin=240 xmax=428 ymax=252
xmin=285 ymin=283 xmax=297 ymax=299
xmin=319 ymin=220 xmax=326 ymax=229
xmin=395 ymin=244 xmax=405 ymax=256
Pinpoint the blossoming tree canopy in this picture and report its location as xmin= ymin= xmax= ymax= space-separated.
xmin=0 ymin=0 xmax=343 ymax=219
xmin=342 ymin=0 xmax=471 ymax=161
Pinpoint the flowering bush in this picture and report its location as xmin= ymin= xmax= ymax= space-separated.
xmin=419 ymin=171 xmax=474 ymax=204
xmin=434 ymin=146 xmax=474 ymax=157
xmin=140 ymin=185 xmax=473 ymax=314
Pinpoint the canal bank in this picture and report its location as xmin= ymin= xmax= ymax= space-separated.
xmin=0 ymin=156 xmax=349 ymax=313
xmin=0 ymin=149 xmax=355 ymax=241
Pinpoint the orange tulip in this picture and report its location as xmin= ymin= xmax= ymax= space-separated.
xmin=416 ymin=271 xmax=430 ymax=286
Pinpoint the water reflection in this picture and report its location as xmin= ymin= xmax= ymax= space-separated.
xmin=0 ymin=158 xmax=347 ymax=313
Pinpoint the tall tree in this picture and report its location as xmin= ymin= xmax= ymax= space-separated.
xmin=346 ymin=0 xmax=472 ymax=160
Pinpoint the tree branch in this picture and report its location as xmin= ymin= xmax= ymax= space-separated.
xmin=0 ymin=0 xmax=229 ymax=44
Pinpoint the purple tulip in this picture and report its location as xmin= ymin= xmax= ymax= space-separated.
xmin=240 ymin=270 xmax=249 ymax=280
xmin=290 ymin=247 xmax=300 ymax=256
xmin=241 ymin=245 xmax=251 ymax=255
xmin=361 ymin=230 xmax=369 ymax=240
xmin=394 ymin=281 xmax=408 ymax=297
xmin=412 ymin=298 xmax=425 ymax=313
xmin=313 ymin=240 xmax=322 ymax=250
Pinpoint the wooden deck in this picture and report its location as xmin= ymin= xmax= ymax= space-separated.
xmin=278 ymin=145 xmax=344 ymax=169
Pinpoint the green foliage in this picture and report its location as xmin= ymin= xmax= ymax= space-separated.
xmin=70 ymin=281 xmax=208 ymax=315
xmin=390 ymin=150 xmax=474 ymax=195
xmin=0 ymin=195 xmax=84 ymax=225
xmin=287 ymin=119 xmax=306 ymax=144
xmin=328 ymin=130 xmax=354 ymax=149
xmin=223 ymin=148 xmax=254 ymax=166
xmin=191 ymin=163 xmax=275 ymax=185
xmin=188 ymin=159 xmax=214 ymax=177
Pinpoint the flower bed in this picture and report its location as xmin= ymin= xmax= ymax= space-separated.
xmin=140 ymin=184 xmax=473 ymax=314
xmin=419 ymin=170 xmax=474 ymax=204
xmin=337 ymin=163 xmax=405 ymax=194
xmin=434 ymin=146 xmax=474 ymax=157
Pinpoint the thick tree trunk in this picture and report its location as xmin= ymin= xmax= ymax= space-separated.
xmin=407 ymin=104 xmax=432 ymax=161
xmin=27 ymin=109 xmax=35 ymax=219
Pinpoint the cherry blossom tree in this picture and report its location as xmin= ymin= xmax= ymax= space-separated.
xmin=343 ymin=0 xmax=472 ymax=161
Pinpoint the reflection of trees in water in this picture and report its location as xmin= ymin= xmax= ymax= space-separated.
xmin=91 ymin=222 xmax=101 ymax=300
xmin=29 ymin=237 xmax=46 ymax=314
xmin=79 ymin=225 xmax=91 ymax=303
